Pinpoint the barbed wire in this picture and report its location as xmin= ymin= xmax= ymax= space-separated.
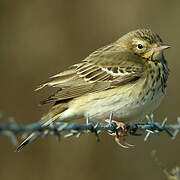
xmin=0 ymin=113 xmax=180 ymax=148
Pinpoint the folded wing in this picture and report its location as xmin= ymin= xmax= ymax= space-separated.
xmin=37 ymin=47 xmax=145 ymax=104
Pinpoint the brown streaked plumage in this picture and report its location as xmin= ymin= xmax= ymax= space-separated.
xmin=16 ymin=29 xmax=170 ymax=151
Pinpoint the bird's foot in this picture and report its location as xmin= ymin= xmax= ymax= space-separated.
xmin=105 ymin=119 xmax=134 ymax=148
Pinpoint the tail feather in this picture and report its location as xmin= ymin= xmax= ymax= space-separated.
xmin=15 ymin=103 xmax=68 ymax=152
xmin=15 ymin=132 xmax=41 ymax=152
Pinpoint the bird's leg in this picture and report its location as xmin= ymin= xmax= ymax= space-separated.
xmin=105 ymin=118 xmax=134 ymax=148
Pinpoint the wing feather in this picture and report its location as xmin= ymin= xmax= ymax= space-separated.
xmin=40 ymin=82 xmax=111 ymax=104
xmin=37 ymin=48 xmax=145 ymax=104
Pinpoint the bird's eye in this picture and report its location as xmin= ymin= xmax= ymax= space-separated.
xmin=137 ymin=44 xmax=143 ymax=49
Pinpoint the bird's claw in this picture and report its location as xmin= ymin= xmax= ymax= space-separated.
xmin=115 ymin=136 xmax=134 ymax=148
xmin=105 ymin=119 xmax=134 ymax=148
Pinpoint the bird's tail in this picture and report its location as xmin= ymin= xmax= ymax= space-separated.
xmin=15 ymin=103 xmax=68 ymax=152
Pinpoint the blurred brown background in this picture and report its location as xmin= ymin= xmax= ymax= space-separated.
xmin=0 ymin=0 xmax=180 ymax=180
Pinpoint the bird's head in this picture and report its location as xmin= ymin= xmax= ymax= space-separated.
xmin=117 ymin=29 xmax=170 ymax=61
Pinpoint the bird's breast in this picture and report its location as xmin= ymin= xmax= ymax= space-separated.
xmin=66 ymin=61 xmax=169 ymax=122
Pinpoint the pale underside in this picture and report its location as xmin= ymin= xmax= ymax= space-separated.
xmin=58 ymin=77 xmax=165 ymax=123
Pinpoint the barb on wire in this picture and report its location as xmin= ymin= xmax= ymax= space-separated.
xmin=0 ymin=113 xmax=180 ymax=147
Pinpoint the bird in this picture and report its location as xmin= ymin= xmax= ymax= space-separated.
xmin=16 ymin=28 xmax=170 ymax=151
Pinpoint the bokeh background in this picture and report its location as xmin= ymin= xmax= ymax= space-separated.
xmin=0 ymin=0 xmax=180 ymax=180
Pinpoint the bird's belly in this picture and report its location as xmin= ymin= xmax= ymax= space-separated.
xmin=85 ymin=91 xmax=164 ymax=122
xmin=65 ymin=82 xmax=165 ymax=122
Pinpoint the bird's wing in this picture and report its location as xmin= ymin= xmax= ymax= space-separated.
xmin=37 ymin=48 xmax=145 ymax=104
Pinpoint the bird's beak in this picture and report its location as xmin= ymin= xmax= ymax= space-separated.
xmin=154 ymin=44 xmax=171 ymax=52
